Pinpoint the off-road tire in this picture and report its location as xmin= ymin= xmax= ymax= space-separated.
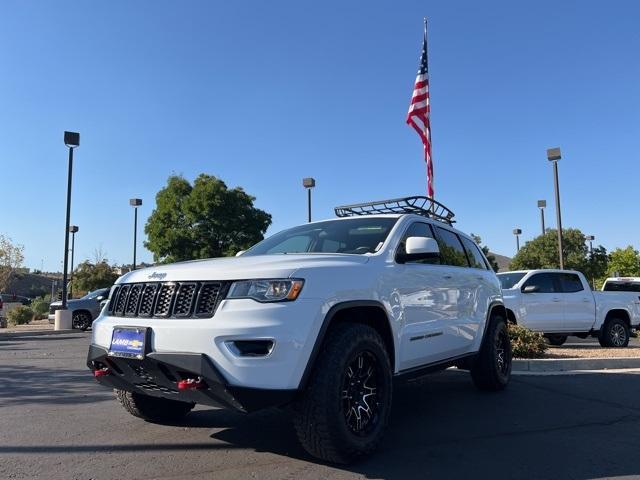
xmin=72 ymin=311 xmax=92 ymax=331
xmin=115 ymin=389 xmax=195 ymax=422
xmin=293 ymin=323 xmax=392 ymax=464
xmin=598 ymin=318 xmax=630 ymax=348
xmin=471 ymin=315 xmax=512 ymax=391
xmin=546 ymin=334 xmax=568 ymax=346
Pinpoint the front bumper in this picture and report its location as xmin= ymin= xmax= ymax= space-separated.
xmin=87 ymin=344 xmax=297 ymax=413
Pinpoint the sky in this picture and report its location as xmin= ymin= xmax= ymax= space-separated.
xmin=1 ymin=0 xmax=639 ymax=272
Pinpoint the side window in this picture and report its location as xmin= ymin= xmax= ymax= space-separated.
xmin=397 ymin=222 xmax=438 ymax=264
xmin=559 ymin=273 xmax=584 ymax=293
xmin=522 ymin=273 xmax=557 ymax=293
xmin=460 ymin=236 xmax=488 ymax=270
xmin=434 ymin=227 xmax=470 ymax=267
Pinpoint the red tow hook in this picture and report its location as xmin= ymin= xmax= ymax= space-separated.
xmin=93 ymin=367 xmax=110 ymax=378
xmin=177 ymin=377 xmax=206 ymax=391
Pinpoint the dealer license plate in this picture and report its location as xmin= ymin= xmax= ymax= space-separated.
xmin=108 ymin=327 xmax=147 ymax=359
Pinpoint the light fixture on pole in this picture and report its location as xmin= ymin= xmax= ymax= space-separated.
xmin=302 ymin=178 xmax=316 ymax=223
xmin=61 ymin=132 xmax=79 ymax=307
xmin=68 ymin=225 xmax=79 ymax=298
xmin=547 ymin=147 xmax=564 ymax=269
xmin=537 ymin=200 xmax=547 ymax=236
xmin=129 ymin=198 xmax=143 ymax=270
xmin=586 ymin=235 xmax=596 ymax=289
xmin=513 ymin=228 xmax=522 ymax=252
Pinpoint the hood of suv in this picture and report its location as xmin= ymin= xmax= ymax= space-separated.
xmin=50 ymin=297 xmax=96 ymax=309
xmin=117 ymin=254 xmax=371 ymax=284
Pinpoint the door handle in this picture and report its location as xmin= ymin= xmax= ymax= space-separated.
xmin=552 ymin=298 xmax=562 ymax=302
xmin=582 ymin=298 xmax=591 ymax=303
xmin=443 ymin=275 xmax=453 ymax=280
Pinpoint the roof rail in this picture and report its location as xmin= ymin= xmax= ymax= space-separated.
xmin=334 ymin=196 xmax=455 ymax=225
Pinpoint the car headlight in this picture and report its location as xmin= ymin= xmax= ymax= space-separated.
xmin=227 ymin=279 xmax=304 ymax=302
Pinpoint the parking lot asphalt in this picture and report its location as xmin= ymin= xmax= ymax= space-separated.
xmin=2 ymin=333 xmax=640 ymax=480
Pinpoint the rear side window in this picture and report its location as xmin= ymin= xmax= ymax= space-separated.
xmin=434 ymin=227 xmax=470 ymax=267
xmin=558 ymin=273 xmax=584 ymax=292
xmin=522 ymin=273 xmax=557 ymax=293
xmin=460 ymin=236 xmax=488 ymax=270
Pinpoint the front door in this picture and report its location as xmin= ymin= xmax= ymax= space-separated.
xmin=557 ymin=272 xmax=594 ymax=331
xmin=519 ymin=273 xmax=564 ymax=332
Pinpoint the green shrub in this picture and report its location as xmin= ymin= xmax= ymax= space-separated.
xmin=30 ymin=296 xmax=50 ymax=319
xmin=7 ymin=306 xmax=34 ymax=326
xmin=508 ymin=323 xmax=547 ymax=359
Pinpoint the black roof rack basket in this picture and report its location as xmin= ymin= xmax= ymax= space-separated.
xmin=334 ymin=196 xmax=455 ymax=225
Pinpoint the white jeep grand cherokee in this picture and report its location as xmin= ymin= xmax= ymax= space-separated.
xmin=88 ymin=196 xmax=511 ymax=463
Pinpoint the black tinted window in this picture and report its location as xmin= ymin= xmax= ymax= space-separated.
xmin=522 ymin=273 xmax=557 ymax=293
xmin=558 ymin=273 xmax=584 ymax=293
xmin=603 ymin=282 xmax=640 ymax=292
xmin=498 ymin=272 xmax=527 ymax=289
xmin=397 ymin=222 xmax=438 ymax=264
xmin=460 ymin=237 xmax=487 ymax=270
xmin=434 ymin=227 xmax=469 ymax=267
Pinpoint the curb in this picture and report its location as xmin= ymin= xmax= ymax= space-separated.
xmin=0 ymin=329 xmax=82 ymax=339
xmin=513 ymin=357 xmax=640 ymax=372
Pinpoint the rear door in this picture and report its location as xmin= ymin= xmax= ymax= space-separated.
xmin=558 ymin=273 xmax=595 ymax=331
xmin=519 ymin=273 xmax=564 ymax=332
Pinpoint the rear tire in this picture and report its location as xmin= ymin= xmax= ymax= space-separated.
xmin=471 ymin=315 xmax=512 ymax=391
xmin=115 ymin=389 xmax=195 ymax=422
xmin=293 ymin=323 xmax=392 ymax=464
xmin=598 ymin=318 xmax=630 ymax=348
xmin=546 ymin=334 xmax=568 ymax=346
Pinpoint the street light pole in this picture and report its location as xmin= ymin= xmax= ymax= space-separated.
xmin=302 ymin=178 xmax=316 ymax=223
xmin=130 ymin=199 xmax=143 ymax=270
xmin=61 ymin=132 xmax=79 ymax=310
xmin=69 ymin=225 xmax=79 ymax=298
xmin=537 ymin=200 xmax=547 ymax=236
xmin=586 ymin=235 xmax=595 ymax=289
xmin=547 ymin=147 xmax=564 ymax=269
xmin=513 ymin=228 xmax=522 ymax=253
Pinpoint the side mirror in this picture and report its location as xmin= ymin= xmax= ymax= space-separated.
xmin=399 ymin=237 xmax=440 ymax=262
xmin=235 ymin=250 xmax=245 ymax=257
xmin=522 ymin=285 xmax=540 ymax=294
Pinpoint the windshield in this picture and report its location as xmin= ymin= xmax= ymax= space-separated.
xmin=497 ymin=272 xmax=527 ymax=289
xmin=603 ymin=281 xmax=640 ymax=292
xmin=243 ymin=217 xmax=398 ymax=256
xmin=82 ymin=289 xmax=108 ymax=300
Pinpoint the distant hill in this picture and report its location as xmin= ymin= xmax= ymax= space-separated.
xmin=4 ymin=272 xmax=61 ymax=298
xmin=489 ymin=252 xmax=512 ymax=272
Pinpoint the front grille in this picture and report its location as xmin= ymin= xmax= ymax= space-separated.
xmin=107 ymin=281 xmax=227 ymax=319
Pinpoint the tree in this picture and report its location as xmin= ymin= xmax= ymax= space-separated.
xmin=510 ymin=228 xmax=608 ymax=281
xmin=0 ymin=234 xmax=24 ymax=293
xmin=607 ymin=246 xmax=640 ymax=277
xmin=72 ymin=260 xmax=119 ymax=294
xmin=471 ymin=234 xmax=499 ymax=272
xmin=145 ymin=174 xmax=272 ymax=263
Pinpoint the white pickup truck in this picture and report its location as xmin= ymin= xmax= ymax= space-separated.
xmin=498 ymin=269 xmax=640 ymax=347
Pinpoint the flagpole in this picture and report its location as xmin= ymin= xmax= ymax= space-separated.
xmin=424 ymin=17 xmax=435 ymax=211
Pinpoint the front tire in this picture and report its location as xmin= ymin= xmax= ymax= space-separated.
xmin=293 ymin=323 xmax=392 ymax=464
xmin=72 ymin=311 xmax=92 ymax=331
xmin=471 ymin=315 xmax=512 ymax=391
xmin=115 ymin=389 xmax=195 ymax=422
xmin=598 ymin=318 xmax=630 ymax=348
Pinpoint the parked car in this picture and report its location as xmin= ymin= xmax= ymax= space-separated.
xmin=87 ymin=196 xmax=512 ymax=463
xmin=49 ymin=288 xmax=110 ymax=330
xmin=498 ymin=269 xmax=640 ymax=347
xmin=602 ymin=277 xmax=640 ymax=292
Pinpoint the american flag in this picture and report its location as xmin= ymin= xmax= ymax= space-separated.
xmin=406 ymin=19 xmax=434 ymax=198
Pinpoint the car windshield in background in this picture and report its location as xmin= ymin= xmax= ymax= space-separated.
xmin=497 ymin=272 xmax=527 ymax=289
xmin=83 ymin=289 xmax=108 ymax=300
xmin=603 ymin=281 xmax=640 ymax=292
xmin=243 ymin=217 xmax=398 ymax=256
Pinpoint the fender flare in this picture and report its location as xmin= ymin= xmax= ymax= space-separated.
xmin=297 ymin=300 xmax=391 ymax=390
